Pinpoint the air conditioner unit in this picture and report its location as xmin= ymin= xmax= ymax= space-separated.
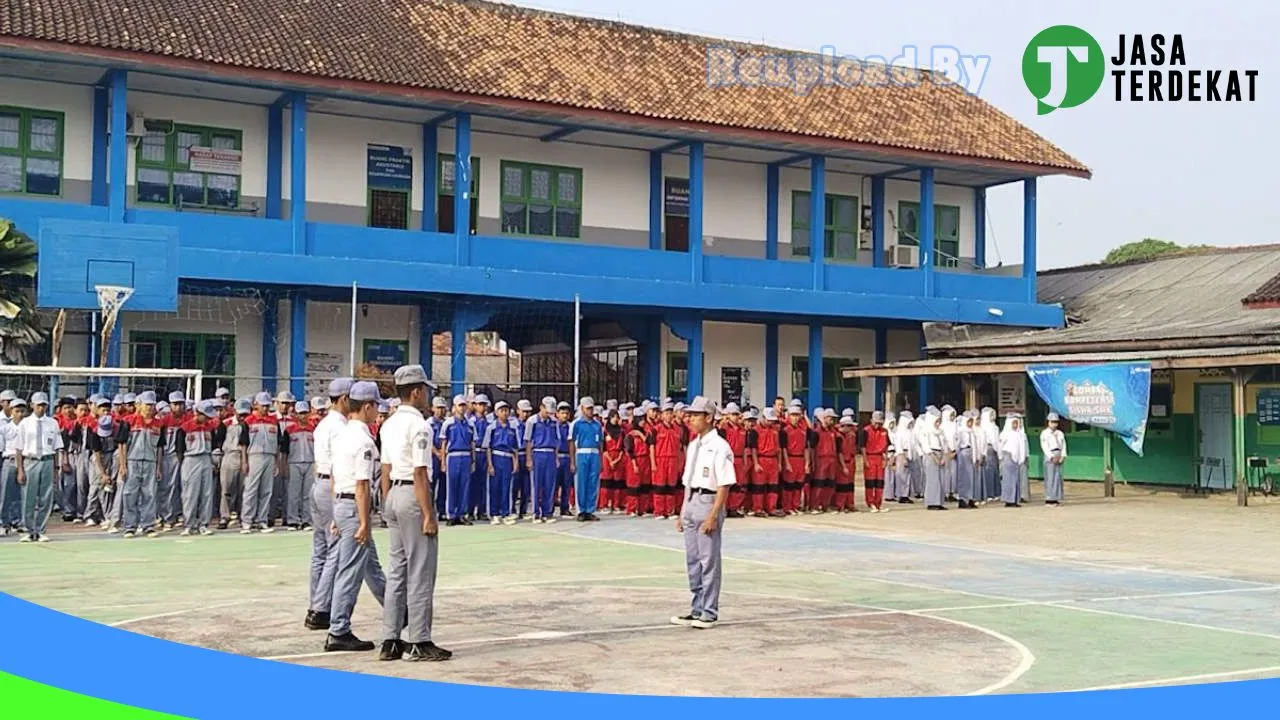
xmin=891 ymin=244 xmax=919 ymax=268
xmin=124 ymin=112 xmax=147 ymax=138
xmin=858 ymin=229 xmax=871 ymax=251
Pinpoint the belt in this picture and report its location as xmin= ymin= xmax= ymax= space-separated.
xmin=447 ymin=451 xmax=471 ymax=457
xmin=390 ymin=479 xmax=416 ymax=487
xmin=575 ymin=448 xmax=599 ymax=454
xmin=688 ymin=487 xmax=716 ymax=496
xmin=317 ymin=473 xmax=331 ymax=479
xmin=336 ymin=492 xmax=356 ymax=500
xmin=733 ymin=454 xmax=745 ymax=459
xmin=533 ymin=447 xmax=557 ymax=453
xmin=557 ymin=452 xmax=569 ymax=457
xmin=490 ymin=450 xmax=515 ymax=458
xmin=787 ymin=454 xmax=805 ymax=458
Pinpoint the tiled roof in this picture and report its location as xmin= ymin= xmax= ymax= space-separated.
xmin=1243 ymin=272 xmax=1280 ymax=306
xmin=0 ymin=0 xmax=1089 ymax=176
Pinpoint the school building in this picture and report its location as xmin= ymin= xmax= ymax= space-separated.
xmin=847 ymin=245 xmax=1280 ymax=502
xmin=0 ymin=0 xmax=1087 ymax=411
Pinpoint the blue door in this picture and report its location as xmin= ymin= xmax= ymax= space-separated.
xmin=1197 ymin=384 xmax=1234 ymax=490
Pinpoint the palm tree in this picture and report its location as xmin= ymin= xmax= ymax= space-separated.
xmin=0 ymin=218 xmax=45 ymax=363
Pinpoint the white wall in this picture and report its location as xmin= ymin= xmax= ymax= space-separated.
xmin=285 ymin=111 xmax=426 ymax=211
xmin=0 ymin=78 xmax=94 ymax=183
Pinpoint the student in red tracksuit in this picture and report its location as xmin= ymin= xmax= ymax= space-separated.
xmin=834 ymin=415 xmax=859 ymax=512
xmin=600 ymin=410 xmax=626 ymax=514
xmin=648 ymin=407 xmax=682 ymax=519
xmin=780 ymin=407 xmax=808 ymax=515
xmin=810 ymin=409 xmax=840 ymax=513
xmin=860 ymin=411 xmax=890 ymax=512
xmin=741 ymin=410 xmax=760 ymax=515
xmin=752 ymin=408 xmax=786 ymax=517
xmin=674 ymin=406 xmax=691 ymax=516
xmin=719 ymin=404 xmax=747 ymax=518
xmin=624 ymin=410 xmax=652 ymax=516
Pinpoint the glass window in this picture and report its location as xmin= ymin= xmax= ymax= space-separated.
xmin=0 ymin=107 xmax=63 ymax=197
xmin=792 ymin=191 xmax=858 ymax=261
xmin=135 ymin=124 xmax=242 ymax=208
xmin=499 ymin=161 xmax=583 ymax=239
xmin=899 ymin=201 xmax=962 ymax=267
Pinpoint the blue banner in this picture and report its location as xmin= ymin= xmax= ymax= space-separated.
xmin=366 ymin=144 xmax=413 ymax=191
xmin=1026 ymin=362 xmax=1152 ymax=456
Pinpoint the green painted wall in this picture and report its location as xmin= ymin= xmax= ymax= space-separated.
xmin=1025 ymin=417 xmax=1194 ymax=486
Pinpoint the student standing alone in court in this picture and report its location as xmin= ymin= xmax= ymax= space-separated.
xmin=1040 ymin=413 xmax=1067 ymax=506
xmin=671 ymin=396 xmax=736 ymax=630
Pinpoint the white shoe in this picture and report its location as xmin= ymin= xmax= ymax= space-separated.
xmin=545 ymin=517 xmax=557 ymax=524
xmin=36 ymin=535 xmax=50 ymax=543
xmin=180 ymin=529 xmax=192 ymax=537
xmin=105 ymin=526 xmax=120 ymax=535
xmin=146 ymin=530 xmax=159 ymax=538
xmin=123 ymin=531 xmax=135 ymax=539
xmin=84 ymin=519 xmax=97 ymax=527
xmin=18 ymin=535 xmax=31 ymax=543
xmin=670 ymin=614 xmax=696 ymax=627
xmin=240 ymin=527 xmax=252 ymax=535
xmin=490 ymin=517 xmax=501 ymax=526
xmin=260 ymin=526 xmax=274 ymax=534
xmin=503 ymin=515 xmax=518 ymax=525
xmin=71 ymin=518 xmax=82 ymax=524
xmin=199 ymin=527 xmax=214 ymax=536
xmin=691 ymin=617 xmax=718 ymax=630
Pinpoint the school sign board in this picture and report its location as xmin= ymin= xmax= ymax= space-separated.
xmin=1026 ymin=362 xmax=1152 ymax=456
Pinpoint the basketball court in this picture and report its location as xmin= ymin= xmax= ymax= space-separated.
xmin=4 ymin=482 xmax=1280 ymax=698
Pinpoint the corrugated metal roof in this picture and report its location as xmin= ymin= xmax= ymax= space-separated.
xmin=930 ymin=246 xmax=1280 ymax=352
xmin=844 ymin=345 xmax=1280 ymax=378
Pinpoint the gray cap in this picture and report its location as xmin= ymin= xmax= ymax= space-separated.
xmin=394 ymin=364 xmax=430 ymax=387
xmin=212 ymin=398 xmax=226 ymax=408
xmin=235 ymin=398 xmax=252 ymax=414
xmin=94 ymin=396 xmax=111 ymax=408
xmin=1047 ymin=412 xmax=1060 ymax=422
xmin=724 ymin=402 xmax=741 ymax=415
xmin=452 ymin=394 xmax=468 ymax=407
xmin=136 ymin=391 xmax=157 ymax=405
xmin=660 ymin=401 xmax=674 ymax=411
xmin=276 ymin=391 xmax=296 ymax=403
xmin=822 ymin=408 xmax=837 ymax=419
xmin=494 ymin=400 xmax=510 ymax=411
xmin=762 ymin=408 xmax=778 ymax=421
xmin=633 ymin=407 xmax=645 ymax=418
xmin=30 ymin=391 xmax=49 ymax=406
xmin=328 ymin=377 xmax=354 ymax=397
xmin=685 ymin=396 xmax=715 ymax=415
xmin=842 ymin=408 xmax=855 ymax=417
xmin=122 ymin=392 xmax=137 ymax=404
xmin=606 ymin=399 xmax=618 ymax=410
xmin=541 ymin=397 xmax=557 ymax=411
xmin=0 ymin=390 xmax=14 ymax=401
xmin=156 ymin=401 xmax=169 ymax=414
xmin=432 ymin=396 xmax=448 ymax=409
xmin=557 ymin=401 xmax=571 ymax=410
xmin=168 ymin=390 xmax=186 ymax=403
xmin=296 ymin=400 xmax=311 ymax=413
xmin=473 ymin=393 xmax=490 ymax=405
xmin=580 ymin=396 xmax=594 ymax=409
xmin=9 ymin=398 xmax=26 ymax=408
xmin=517 ymin=399 xmax=533 ymax=412
xmin=377 ymin=400 xmax=390 ymax=414
xmin=350 ymin=381 xmax=381 ymax=403
xmin=195 ymin=400 xmax=215 ymax=416
xmin=254 ymin=392 xmax=273 ymax=406
xmin=840 ymin=416 xmax=855 ymax=426
xmin=871 ymin=411 xmax=884 ymax=422
xmin=215 ymin=387 xmax=231 ymax=398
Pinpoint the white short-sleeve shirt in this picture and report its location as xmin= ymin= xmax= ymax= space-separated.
xmin=331 ymin=419 xmax=378 ymax=495
xmin=18 ymin=414 xmax=64 ymax=458
xmin=379 ymin=405 xmax=433 ymax=481
xmin=681 ymin=429 xmax=736 ymax=491
xmin=313 ymin=409 xmax=347 ymax=476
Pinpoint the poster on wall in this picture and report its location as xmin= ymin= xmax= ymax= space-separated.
xmin=367 ymin=144 xmax=413 ymax=191
xmin=1257 ymin=388 xmax=1280 ymax=426
xmin=996 ymin=374 xmax=1026 ymax=416
xmin=304 ymin=352 xmax=344 ymax=400
xmin=1026 ymin=362 xmax=1152 ymax=456
xmin=363 ymin=340 xmax=408 ymax=375
xmin=720 ymin=367 xmax=750 ymax=408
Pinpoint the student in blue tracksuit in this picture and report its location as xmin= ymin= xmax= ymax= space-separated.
xmin=483 ymin=400 xmax=522 ymax=526
xmin=437 ymin=395 xmax=475 ymax=526
xmin=467 ymin=394 xmax=491 ymax=522
xmin=554 ymin=401 xmax=573 ymax=517
xmin=512 ymin=399 xmax=534 ymax=519
xmin=523 ymin=397 xmax=560 ymax=524
xmin=569 ymin=396 xmax=604 ymax=523
xmin=426 ymin=396 xmax=448 ymax=522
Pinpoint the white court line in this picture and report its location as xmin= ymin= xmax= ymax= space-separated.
xmin=1066 ymin=665 xmax=1280 ymax=692
xmin=109 ymin=599 xmax=259 ymax=627
xmin=781 ymin=521 xmax=1278 ymax=587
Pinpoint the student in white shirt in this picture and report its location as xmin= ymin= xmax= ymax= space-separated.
xmin=670 ymin=396 xmax=736 ymax=630
xmin=15 ymin=392 xmax=66 ymax=542
xmin=0 ymin=399 xmax=24 ymax=535
xmin=1040 ymin=413 xmax=1068 ymax=506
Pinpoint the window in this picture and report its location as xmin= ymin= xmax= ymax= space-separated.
xmin=664 ymin=351 xmax=705 ymax=404
xmin=136 ymin=123 xmax=242 ymax=208
xmin=438 ymin=154 xmax=479 ymax=234
xmin=369 ymin=189 xmax=409 ymax=230
xmin=129 ymin=331 xmax=236 ymax=398
xmin=500 ymin=161 xmax=582 ymax=239
xmin=0 ymin=107 xmax=63 ymax=196
xmin=791 ymin=191 xmax=859 ymax=261
xmin=791 ymin=356 xmax=859 ymax=411
xmin=1148 ymin=381 xmax=1173 ymax=433
xmin=898 ymin=201 xmax=961 ymax=267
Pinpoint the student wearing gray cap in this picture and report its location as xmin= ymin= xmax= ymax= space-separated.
xmin=425 ymin=395 xmax=448 ymax=523
xmin=242 ymin=392 xmax=282 ymax=534
xmin=15 ymin=392 xmax=65 ymax=542
xmin=305 ymin=377 xmax=353 ymax=632
xmin=217 ymin=398 xmax=251 ymax=530
xmin=377 ymin=365 xmax=451 ymax=662
xmin=176 ymin=401 xmax=220 ymax=536
xmin=512 ymin=399 xmax=534 ymax=519
xmin=671 ymin=396 xmax=736 ymax=629
xmin=0 ymin=397 xmax=25 ymax=535
xmin=118 ymin=391 xmax=163 ymax=539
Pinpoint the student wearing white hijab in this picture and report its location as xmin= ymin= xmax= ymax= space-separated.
xmin=979 ymin=408 xmax=1001 ymax=503
xmin=999 ymin=414 xmax=1028 ymax=507
xmin=955 ymin=411 xmax=978 ymax=509
xmin=1019 ymin=417 xmax=1031 ymax=504
xmin=912 ymin=405 xmax=935 ymax=499
xmin=923 ymin=408 xmax=947 ymax=510
xmin=880 ymin=414 xmax=897 ymax=513
xmin=940 ymin=405 xmax=958 ymax=501
xmin=1040 ymin=413 xmax=1067 ymax=505
xmin=892 ymin=411 xmax=914 ymax=503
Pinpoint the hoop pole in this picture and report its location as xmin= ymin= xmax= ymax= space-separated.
xmin=572 ymin=293 xmax=581 ymax=407
xmin=349 ymin=282 xmax=358 ymax=375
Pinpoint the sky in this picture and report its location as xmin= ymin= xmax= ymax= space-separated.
xmin=519 ymin=0 xmax=1278 ymax=269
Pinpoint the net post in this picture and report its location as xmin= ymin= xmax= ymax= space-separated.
xmin=573 ymin=293 xmax=581 ymax=407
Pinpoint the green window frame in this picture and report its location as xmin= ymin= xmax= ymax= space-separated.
xmin=665 ymin=351 xmax=705 ymax=403
xmin=791 ymin=356 xmax=860 ymax=410
xmin=791 ymin=191 xmax=859 ymax=261
xmin=136 ymin=123 xmax=243 ymax=209
xmin=438 ymin=154 xmax=480 ymax=197
xmin=0 ymin=106 xmax=64 ymax=197
xmin=897 ymin=201 xmax=961 ymax=267
xmin=500 ymin=160 xmax=582 ymax=239
xmin=129 ymin=331 xmax=236 ymax=398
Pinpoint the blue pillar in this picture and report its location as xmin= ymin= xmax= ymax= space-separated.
xmin=266 ymin=101 xmax=283 ymax=219
xmin=454 ymin=113 xmax=473 ymax=266
xmin=289 ymin=92 xmax=307 ymax=253
xmin=871 ymin=176 xmax=886 ymax=267
xmin=687 ymin=319 xmax=704 ymax=399
xmin=422 ymin=124 xmax=439 ymax=232
xmin=765 ymin=164 xmax=779 ymax=260
xmin=688 ymin=142 xmax=705 ymax=283
xmin=649 ymin=150 xmax=663 ymax=250
xmin=107 ymin=70 xmax=128 ymax=223
xmin=807 ymin=322 xmax=823 ymax=413
xmin=91 ymin=85 xmax=108 ymax=206
xmin=809 ymin=156 xmax=826 ymax=289
xmin=974 ymin=186 xmax=987 ymax=269
xmin=917 ymin=330 xmax=932 ymax=410
xmin=874 ymin=327 xmax=888 ymax=411
xmin=1023 ymin=178 xmax=1038 ymax=304
xmin=919 ymin=167 xmax=935 ymax=297
xmin=643 ymin=317 xmax=662 ymax=400
xmin=764 ymin=323 xmax=779 ymax=404
xmin=261 ymin=294 xmax=279 ymax=394
xmin=418 ymin=305 xmax=435 ymax=381
xmin=289 ymin=292 xmax=307 ymax=399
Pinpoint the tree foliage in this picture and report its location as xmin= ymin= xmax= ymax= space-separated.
xmin=1102 ymin=238 xmax=1207 ymax=265
xmin=0 ymin=218 xmax=45 ymax=363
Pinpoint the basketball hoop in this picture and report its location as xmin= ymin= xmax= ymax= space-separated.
xmin=95 ymin=285 xmax=134 ymax=367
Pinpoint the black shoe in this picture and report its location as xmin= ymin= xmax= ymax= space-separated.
xmin=379 ymin=639 xmax=405 ymax=661
xmin=325 ymin=632 xmax=375 ymax=652
xmin=305 ymin=611 xmax=331 ymax=631
xmin=576 ymin=513 xmax=586 ymax=522
xmin=404 ymin=641 xmax=452 ymax=662
xmin=448 ymin=518 xmax=462 ymax=527
xmin=1005 ymin=502 xmax=1019 ymax=508
xmin=927 ymin=505 xmax=947 ymax=511
xmin=587 ymin=513 xmax=600 ymax=522
xmin=477 ymin=514 xmax=490 ymax=522
xmin=461 ymin=518 xmax=474 ymax=526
